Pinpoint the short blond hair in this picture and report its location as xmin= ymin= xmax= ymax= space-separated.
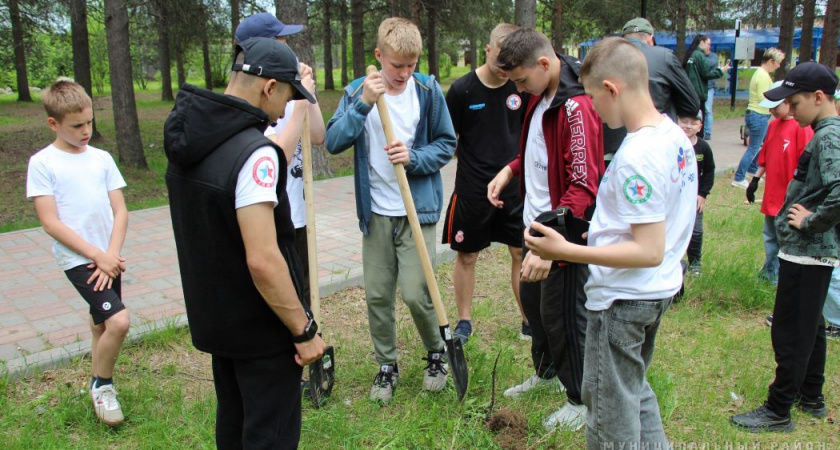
xmin=580 ymin=37 xmax=648 ymax=91
xmin=763 ymin=48 xmax=785 ymax=63
xmin=377 ymin=18 xmax=422 ymax=57
xmin=489 ymin=23 xmax=520 ymax=48
xmin=42 ymin=79 xmax=92 ymax=121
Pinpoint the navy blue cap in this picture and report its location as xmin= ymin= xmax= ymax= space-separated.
xmin=235 ymin=13 xmax=303 ymax=43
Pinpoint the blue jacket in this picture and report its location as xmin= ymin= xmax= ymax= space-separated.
xmin=326 ymin=73 xmax=456 ymax=235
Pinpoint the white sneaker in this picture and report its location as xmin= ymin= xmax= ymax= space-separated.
xmin=543 ymin=402 xmax=587 ymax=431
xmin=503 ymin=374 xmax=564 ymax=398
xmin=731 ymin=179 xmax=749 ymax=189
xmin=91 ymin=384 xmax=124 ymax=426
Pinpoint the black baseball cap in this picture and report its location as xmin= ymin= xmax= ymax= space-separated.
xmin=764 ymin=62 xmax=839 ymax=102
xmin=231 ymin=37 xmax=315 ymax=103
xmin=235 ymin=13 xmax=303 ymax=43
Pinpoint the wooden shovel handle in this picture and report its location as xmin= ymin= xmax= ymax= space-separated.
xmin=365 ymin=65 xmax=449 ymax=327
xmin=301 ymin=108 xmax=321 ymax=322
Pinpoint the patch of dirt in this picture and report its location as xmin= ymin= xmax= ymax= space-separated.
xmin=488 ymin=408 xmax=529 ymax=450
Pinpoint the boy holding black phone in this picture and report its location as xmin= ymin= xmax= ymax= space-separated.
xmin=525 ymin=37 xmax=697 ymax=449
xmin=487 ymin=29 xmax=603 ymax=431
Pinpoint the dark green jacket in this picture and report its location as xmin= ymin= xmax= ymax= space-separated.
xmin=775 ymin=116 xmax=840 ymax=259
xmin=684 ymin=49 xmax=722 ymax=104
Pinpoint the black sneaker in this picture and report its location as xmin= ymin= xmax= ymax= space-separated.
xmin=520 ymin=321 xmax=532 ymax=341
xmin=765 ymin=315 xmax=773 ymax=327
xmin=369 ymin=364 xmax=399 ymax=403
xmin=827 ymin=325 xmax=840 ymax=340
xmin=454 ymin=320 xmax=472 ymax=344
xmin=797 ymin=394 xmax=827 ymax=418
xmin=730 ymin=403 xmax=794 ymax=433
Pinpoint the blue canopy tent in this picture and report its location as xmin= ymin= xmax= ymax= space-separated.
xmin=580 ymin=27 xmax=838 ymax=61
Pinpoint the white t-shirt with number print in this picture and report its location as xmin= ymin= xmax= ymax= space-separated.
xmin=584 ymin=117 xmax=698 ymax=311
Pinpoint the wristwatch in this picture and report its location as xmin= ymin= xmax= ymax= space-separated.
xmin=292 ymin=316 xmax=318 ymax=343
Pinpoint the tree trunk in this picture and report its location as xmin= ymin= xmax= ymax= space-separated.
xmin=69 ymin=0 xmax=101 ymax=139
xmin=777 ymin=0 xmax=795 ymax=78
xmin=105 ymin=0 xmax=148 ymax=169
xmin=277 ymin=0 xmax=332 ymax=177
xmin=9 ymin=0 xmax=31 ymax=102
xmin=280 ymin=0 xmax=314 ymax=66
xmin=340 ymin=0 xmax=349 ymax=86
xmin=323 ymin=0 xmax=335 ymax=90
xmin=389 ymin=0 xmax=410 ymax=16
xmin=514 ymin=0 xmax=536 ymax=28
xmin=427 ymin=0 xmax=438 ymax=78
xmin=156 ymin=1 xmax=174 ymax=101
xmin=675 ymin=0 xmax=687 ymax=62
xmin=552 ymin=0 xmax=564 ymax=51
xmin=800 ymin=0 xmax=816 ymax=62
xmin=175 ymin=46 xmax=186 ymax=89
xmin=820 ymin=0 xmax=840 ymax=68
xmin=231 ymin=0 xmax=240 ymax=49
xmin=351 ymin=0 xmax=365 ymax=79
xmin=469 ymin=35 xmax=478 ymax=72
xmin=201 ymin=0 xmax=213 ymax=89
xmin=705 ymin=0 xmax=713 ymax=29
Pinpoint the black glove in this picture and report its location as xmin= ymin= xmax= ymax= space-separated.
xmin=746 ymin=177 xmax=760 ymax=203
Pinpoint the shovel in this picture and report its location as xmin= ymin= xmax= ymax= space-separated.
xmin=302 ymin=108 xmax=335 ymax=408
xmin=365 ymin=65 xmax=468 ymax=401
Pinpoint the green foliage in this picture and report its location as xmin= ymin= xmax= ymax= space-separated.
xmin=86 ymin=7 xmax=110 ymax=94
xmin=25 ymin=32 xmax=73 ymax=87
xmin=438 ymin=53 xmax=452 ymax=80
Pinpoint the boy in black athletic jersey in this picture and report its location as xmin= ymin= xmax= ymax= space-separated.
xmin=443 ymin=23 xmax=531 ymax=343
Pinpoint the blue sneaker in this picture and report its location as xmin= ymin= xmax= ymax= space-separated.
xmin=454 ymin=320 xmax=472 ymax=344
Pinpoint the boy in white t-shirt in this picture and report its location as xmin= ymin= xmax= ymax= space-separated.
xmin=326 ymin=18 xmax=456 ymax=404
xmin=26 ymin=80 xmax=130 ymax=427
xmin=525 ymin=38 xmax=697 ymax=449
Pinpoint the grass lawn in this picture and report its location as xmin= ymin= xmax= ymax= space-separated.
xmin=1 ymin=173 xmax=838 ymax=449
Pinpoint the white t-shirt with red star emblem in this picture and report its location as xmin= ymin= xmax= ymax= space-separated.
xmin=584 ymin=116 xmax=697 ymax=311
xmin=235 ymin=146 xmax=280 ymax=209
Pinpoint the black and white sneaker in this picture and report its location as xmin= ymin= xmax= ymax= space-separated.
xmin=369 ymin=364 xmax=399 ymax=404
xmin=422 ymin=350 xmax=448 ymax=392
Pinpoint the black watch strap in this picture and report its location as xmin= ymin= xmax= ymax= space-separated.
xmin=292 ymin=318 xmax=318 ymax=343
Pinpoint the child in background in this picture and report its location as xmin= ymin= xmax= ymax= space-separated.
xmin=26 ymin=80 xmax=130 ymax=426
xmin=746 ymin=81 xmax=814 ymax=287
xmin=678 ymin=110 xmax=715 ymax=275
xmin=731 ymin=62 xmax=840 ymax=433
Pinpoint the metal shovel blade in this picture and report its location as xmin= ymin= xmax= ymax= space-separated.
xmin=441 ymin=325 xmax=468 ymax=401
xmin=307 ymin=345 xmax=335 ymax=408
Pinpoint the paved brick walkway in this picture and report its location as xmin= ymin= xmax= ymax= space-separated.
xmin=0 ymin=117 xmax=748 ymax=378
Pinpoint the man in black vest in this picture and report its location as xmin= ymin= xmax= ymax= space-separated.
xmin=164 ymin=37 xmax=326 ymax=449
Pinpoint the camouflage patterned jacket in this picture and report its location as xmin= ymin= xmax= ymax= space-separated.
xmin=775 ymin=116 xmax=840 ymax=259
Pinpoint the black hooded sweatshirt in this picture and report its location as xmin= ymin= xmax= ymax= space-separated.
xmin=164 ymin=84 xmax=304 ymax=358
